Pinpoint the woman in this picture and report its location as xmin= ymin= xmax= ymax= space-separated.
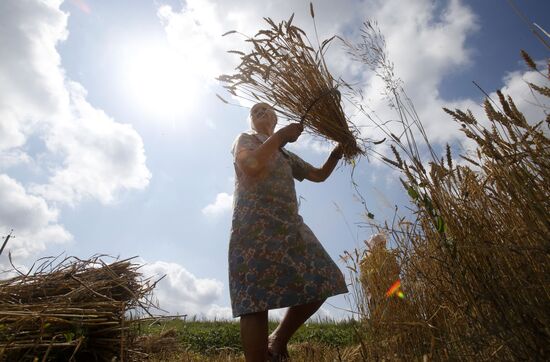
xmin=229 ymin=102 xmax=348 ymax=361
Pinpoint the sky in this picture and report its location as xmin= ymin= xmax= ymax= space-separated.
xmin=1 ymin=0 xmax=549 ymax=320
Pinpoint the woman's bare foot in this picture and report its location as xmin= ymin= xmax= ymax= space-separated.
xmin=268 ymin=335 xmax=289 ymax=361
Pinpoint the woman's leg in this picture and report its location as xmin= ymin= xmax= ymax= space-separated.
xmin=240 ymin=310 xmax=269 ymax=362
xmin=268 ymin=299 xmax=326 ymax=355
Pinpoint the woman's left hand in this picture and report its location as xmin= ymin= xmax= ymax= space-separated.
xmin=330 ymin=143 xmax=344 ymax=160
xmin=306 ymin=143 xmax=344 ymax=182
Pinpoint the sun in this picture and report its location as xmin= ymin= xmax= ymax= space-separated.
xmin=119 ymin=40 xmax=197 ymax=119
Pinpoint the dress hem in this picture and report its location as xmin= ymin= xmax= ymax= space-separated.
xmin=231 ymin=288 xmax=349 ymax=318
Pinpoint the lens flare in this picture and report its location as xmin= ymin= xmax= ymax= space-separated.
xmin=386 ymin=279 xmax=404 ymax=299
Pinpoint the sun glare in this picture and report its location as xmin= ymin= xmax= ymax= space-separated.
xmin=120 ymin=41 xmax=197 ymax=119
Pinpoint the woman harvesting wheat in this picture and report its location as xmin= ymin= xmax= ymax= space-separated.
xmin=228 ymin=102 xmax=348 ymax=361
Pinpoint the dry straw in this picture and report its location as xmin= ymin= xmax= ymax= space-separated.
xmin=0 ymin=254 xmax=159 ymax=361
xmin=217 ymin=4 xmax=364 ymax=160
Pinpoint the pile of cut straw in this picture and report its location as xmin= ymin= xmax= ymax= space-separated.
xmin=218 ymin=6 xmax=364 ymax=159
xmin=0 ymin=255 xmax=157 ymax=361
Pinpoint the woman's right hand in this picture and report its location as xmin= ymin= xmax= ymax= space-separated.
xmin=237 ymin=123 xmax=303 ymax=177
xmin=276 ymin=123 xmax=303 ymax=145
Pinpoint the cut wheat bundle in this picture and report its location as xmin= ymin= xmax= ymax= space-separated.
xmin=218 ymin=7 xmax=364 ymax=160
xmin=0 ymin=254 xmax=159 ymax=361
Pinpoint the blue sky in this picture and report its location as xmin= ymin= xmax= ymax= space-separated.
xmin=1 ymin=0 xmax=548 ymax=320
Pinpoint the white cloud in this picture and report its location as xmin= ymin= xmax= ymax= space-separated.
xmin=0 ymin=175 xmax=71 ymax=260
xmin=158 ymin=1 xmax=229 ymax=80
xmin=30 ymin=81 xmax=151 ymax=205
xmin=351 ymin=1 xmax=545 ymax=152
xmin=494 ymin=68 xmax=549 ymax=126
xmin=348 ymin=0 xmax=479 ymax=145
xmin=375 ymin=0 xmax=477 ymax=92
xmin=0 ymin=0 xmax=150 ymax=206
xmin=140 ymin=260 xmax=232 ymax=319
xmin=204 ymin=304 xmax=234 ymax=320
xmin=0 ymin=0 xmax=151 ymax=264
xmin=287 ymin=133 xmax=333 ymax=156
xmin=0 ymin=150 xmax=31 ymax=170
xmin=156 ymin=0 xmax=359 ymax=92
xmin=202 ymin=192 xmax=233 ymax=217
xmin=457 ymin=67 xmax=549 ymax=159
xmin=0 ymin=0 xmax=68 ymax=155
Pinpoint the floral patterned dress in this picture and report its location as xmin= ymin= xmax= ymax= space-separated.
xmin=228 ymin=132 xmax=348 ymax=317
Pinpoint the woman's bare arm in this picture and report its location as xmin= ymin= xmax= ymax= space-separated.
xmin=305 ymin=144 xmax=343 ymax=183
xmin=236 ymin=124 xmax=303 ymax=177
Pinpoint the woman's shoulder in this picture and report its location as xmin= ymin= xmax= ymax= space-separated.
xmin=231 ymin=131 xmax=260 ymax=154
xmin=232 ymin=131 xmax=257 ymax=145
xmin=235 ymin=131 xmax=255 ymax=140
